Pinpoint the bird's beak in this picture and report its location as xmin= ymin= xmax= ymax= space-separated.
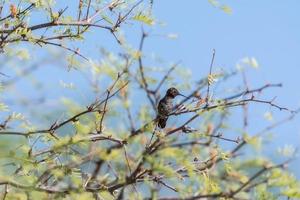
xmin=178 ymin=93 xmax=188 ymax=98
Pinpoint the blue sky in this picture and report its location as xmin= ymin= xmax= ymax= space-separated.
xmin=58 ymin=0 xmax=300 ymax=176
xmin=149 ymin=0 xmax=300 ymax=175
xmin=2 ymin=0 xmax=300 ymax=177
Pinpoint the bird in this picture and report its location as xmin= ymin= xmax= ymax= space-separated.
xmin=157 ymin=87 xmax=186 ymax=128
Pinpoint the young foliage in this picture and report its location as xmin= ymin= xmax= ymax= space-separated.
xmin=0 ymin=0 xmax=298 ymax=200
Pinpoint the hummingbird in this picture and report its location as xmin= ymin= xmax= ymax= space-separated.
xmin=157 ymin=87 xmax=187 ymax=128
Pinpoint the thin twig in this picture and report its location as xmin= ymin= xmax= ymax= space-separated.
xmin=137 ymin=29 xmax=156 ymax=111
xmin=155 ymin=61 xmax=181 ymax=94
xmin=98 ymin=90 xmax=110 ymax=133
xmin=205 ymin=49 xmax=216 ymax=105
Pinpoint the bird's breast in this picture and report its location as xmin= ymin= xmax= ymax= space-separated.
xmin=158 ymin=97 xmax=173 ymax=117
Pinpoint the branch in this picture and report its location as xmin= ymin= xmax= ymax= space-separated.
xmin=0 ymin=79 xmax=129 ymax=138
xmin=205 ymin=49 xmax=216 ymax=105
xmin=137 ymin=30 xmax=156 ymax=111
xmin=0 ymin=3 xmax=35 ymax=22
xmin=154 ymin=61 xmax=181 ymax=94
xmin=0 ymin=180 xmax=69 ymax=194
xmin=157 ymin=159 xmax=291 ymax=200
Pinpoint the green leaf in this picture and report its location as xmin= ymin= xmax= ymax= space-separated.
xmin=0 ymin=102 xmax=9 ymax=111
xmin=208 ymin=0 xmax=220 ymax=7
xmin=281 ymin=187 xmax=300 ymax=198
xmin=254 ymin=184 xmax=276 ymax=200
xmin=264 ymin=111 xmax=273 ymax=121
xmin=132 ymin=13 xmax=154 ymax=25
xmin=220 ymin=5 xmax=232 ymax=14
xmin=15 ymin=48 xmax=30 ymax=60
xmin=244 ymin=134 xmax=262 ymax=150
xmin=241 ymin=57 xmax=259 ymax=69
xmin=277 ymin=144 xmax=296 ymax=157
xmin=101 ymin=14 xmax=114 ymax=25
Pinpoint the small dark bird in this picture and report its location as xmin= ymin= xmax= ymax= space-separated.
xmin=157 ymin=87 xmax=186 ymax=128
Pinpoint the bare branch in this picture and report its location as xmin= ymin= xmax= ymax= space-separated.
xmin=205 ymin=49 xmax=216 ymax=105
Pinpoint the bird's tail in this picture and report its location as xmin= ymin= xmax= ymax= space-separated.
xmin=158 ymin=117 xmax=168 ymax=128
